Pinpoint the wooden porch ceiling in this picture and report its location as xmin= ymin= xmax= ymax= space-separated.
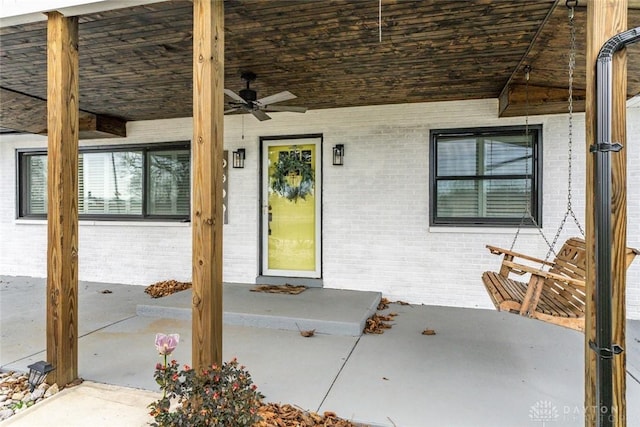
xmin=1 ymin=0 xmax=639 ymax=137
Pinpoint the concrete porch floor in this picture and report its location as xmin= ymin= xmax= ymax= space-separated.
xmin=1 ymin=275 xmax=639 ymax=426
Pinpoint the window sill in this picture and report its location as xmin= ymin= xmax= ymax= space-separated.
xmin=15 ymin=219 xmax=190 ymax=227
xmin=429 ymin=226 xmax=540 ymax=235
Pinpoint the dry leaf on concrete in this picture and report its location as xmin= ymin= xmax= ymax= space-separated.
xmin=144 ymin=280 xmax=192 ymax=298
xmin=251 ymin=284 xmax=307 ymax=295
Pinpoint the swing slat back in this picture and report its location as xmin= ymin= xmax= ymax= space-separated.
xmin=482 ymin=237 xmax=639 ymax=331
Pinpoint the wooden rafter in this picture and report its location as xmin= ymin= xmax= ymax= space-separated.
xmin=0 ymin=87 xmax=126 ymax=138
xmin=499 ymin=83 xmax=586 ymax=117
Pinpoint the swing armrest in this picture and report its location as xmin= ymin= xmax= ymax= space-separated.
xmin=485 ymin=245 xmax=555 ymax=267
xmin=502 ymin=260 xmax=586 ymax=288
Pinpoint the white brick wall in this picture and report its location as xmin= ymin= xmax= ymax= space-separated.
xmin=1 ymin=100 xmax=639 ymax=318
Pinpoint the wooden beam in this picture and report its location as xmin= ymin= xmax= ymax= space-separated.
xmin=0 ymin=88 xmax=126 ymax=139
xmin=46 ymin=11 xmax=79 ymax=388
xmin=585 ymin=1 xmax=628 ymax=426
xmin=192 ymin=0 xmax=224 ymax=371
xmin=499 ymin=83 xmax=586 ymax=117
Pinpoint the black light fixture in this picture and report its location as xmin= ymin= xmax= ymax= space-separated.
xmin=332 ymin=144 xmax=344 ymax=166
xmin=27 ymin=361 xmax=55 ymax=392
xmin=232 ymin=148 xmax=246 ymax=168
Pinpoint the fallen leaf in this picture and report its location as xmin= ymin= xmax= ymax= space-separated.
xmin=300 ymin=329 xmax=316 ymax=338
xmin=364 ymin=313 xmax=395 ymax=334
xmin=144 ymin=280 xmax=192 ymax=298
xmin=101 ymin=289 xmax=112 ymax=294
xmin=377 ymin=297 xmax=390 ymax=310
xmin=255 ymin=402 xmax=358 ymax=426
xmin=393 ymin=300 xmax=410 ymax=305
xmin=422 ymin=329 xmax=436 ymax=336
xmin=251 ymin=284 xmax=307 ymax=295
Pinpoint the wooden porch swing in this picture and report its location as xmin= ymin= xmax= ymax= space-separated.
xmin=482 ymin=238 xmax=638 ymax=331
xmin=481 ymin=2 xmax=639 ymax=331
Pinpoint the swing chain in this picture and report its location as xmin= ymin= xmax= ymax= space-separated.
xmin=511 ymin=1 xmax=584 ymax=260
xmin=542 ymin=0 xmax=584 ymax=261
xmin=510 ymin=66 xmax=532 ymax=252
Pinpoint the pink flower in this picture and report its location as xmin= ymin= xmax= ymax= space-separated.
xmin=232 ymin=382 xmax=239 ymax=391
xmin=155 ymin=333 xmax=180 ymax=356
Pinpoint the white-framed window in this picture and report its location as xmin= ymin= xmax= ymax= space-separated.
xmin=17 ymin=142 xmax=190 ymax=221
xmin=430 ymin=125 xmax=542 ymax=227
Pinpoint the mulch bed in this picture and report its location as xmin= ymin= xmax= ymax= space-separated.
xmin=250 ymin=285 xmax=307 ymax=295
xmin=144 ymin=280 xmax=192 ymax=298
xmin=257 ymin=403 xmax=361 ymax=426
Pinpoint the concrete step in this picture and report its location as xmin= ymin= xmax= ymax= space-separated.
xmin=137 ymin=283 xmax=381 ymax=337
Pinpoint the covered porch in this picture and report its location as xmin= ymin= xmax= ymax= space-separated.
xmin=2 ymin=0 xmax=640 ymax=425
xmin=3 ymin=275 xmax=640 ymax=426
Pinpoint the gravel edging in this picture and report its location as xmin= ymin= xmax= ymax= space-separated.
xmin=0 ymin=371 xmax=59 ymax=422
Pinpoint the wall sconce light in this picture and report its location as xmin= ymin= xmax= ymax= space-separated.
xmin=233 ymin=148 xmax=246 ymax=168
xmin=27 ymin=360 xmax=55 ymax=392
xmin=332 ymin=144 xmax=344 ymax=166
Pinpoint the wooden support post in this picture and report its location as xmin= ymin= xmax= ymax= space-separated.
xmin=192 ymin=0 xmax=224 ymax=370
xmin=585 ymin=1 xmax=627 ymax=425
xmin=46 ymin=11 xmax=79 ymax=388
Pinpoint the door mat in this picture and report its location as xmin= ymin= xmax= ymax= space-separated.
xmin=250 ymin=284 xmax=307 ymax=295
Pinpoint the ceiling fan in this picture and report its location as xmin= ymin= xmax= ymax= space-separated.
xmin=224 ymin=71 xmax=307 ymax=121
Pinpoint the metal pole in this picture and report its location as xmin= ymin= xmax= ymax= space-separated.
xmin=591 ymin=26 xmax=639 ymax=427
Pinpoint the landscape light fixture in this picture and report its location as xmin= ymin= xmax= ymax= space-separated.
xmin=233 ymin=148 xmax=246 ymax=168
xmin=27 ymin=360 xmax=54 ymax=392
xmin=332 ymin=144 xmax=344 ymax=166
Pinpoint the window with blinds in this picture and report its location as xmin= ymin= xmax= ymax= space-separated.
xmin=17 ymin=142 xmax=190 ymax=220
xmin=430 ymin=125 xmax=542 ymax=226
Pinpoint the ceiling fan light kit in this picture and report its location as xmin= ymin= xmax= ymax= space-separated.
xmin=224 ymin=71 xmax=307 ymax=121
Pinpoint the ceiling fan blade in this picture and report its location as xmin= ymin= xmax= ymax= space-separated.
xmin=224 ymin=88 xmax=245 ymax=102
xmin=264 ymin=105 xmax=307 ymax=113
xmin=251 ymin=109 xmax=272 ymax=121
xmin=256 ymin=90 xmax=296 ymax=106
xmin=224 ymin=107 xmax=239 ymax=114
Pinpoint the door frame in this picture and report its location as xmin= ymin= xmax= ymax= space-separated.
xmin=259 ymin=134 xmax=323 ymax=278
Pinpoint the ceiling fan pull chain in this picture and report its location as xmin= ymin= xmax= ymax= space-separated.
xmin=379 ymin=0 xmax=382 ymax=42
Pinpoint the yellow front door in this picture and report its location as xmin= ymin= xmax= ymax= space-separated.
xmin=262 ymin=137 xmax=321 ymax=277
